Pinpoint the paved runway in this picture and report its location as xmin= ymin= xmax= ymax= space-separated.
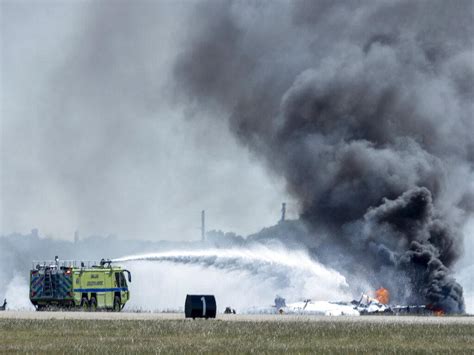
xmin=1 ymin=311 xmax=472 ymax=324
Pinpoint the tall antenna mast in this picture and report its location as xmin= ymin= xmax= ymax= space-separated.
xmin=201 ymin=210 xmax=206 ymax=241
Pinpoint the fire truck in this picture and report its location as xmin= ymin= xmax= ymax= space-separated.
xmin=29 ymin=257 xmax=131 ymax=311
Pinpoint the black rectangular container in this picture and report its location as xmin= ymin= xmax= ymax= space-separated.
xmin=185 ymin=294 xmax=216 ymax=319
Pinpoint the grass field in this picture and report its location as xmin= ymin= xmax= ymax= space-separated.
xmin=1 ymin=318 xmax=473 ymax=354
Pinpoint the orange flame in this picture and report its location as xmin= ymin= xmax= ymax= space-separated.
xmin=375 ymin=287 xmax=390 ymax=304
xmin=427 ymin=304 xmax=445 ymax=316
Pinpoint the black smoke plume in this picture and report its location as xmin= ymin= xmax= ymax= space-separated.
xmin=174 ymin=1 xmax=473 ymax=312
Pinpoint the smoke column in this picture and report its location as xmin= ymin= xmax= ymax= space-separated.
xmin=115 ymin=247 xmax=352 ymax=311
xmin=174 ymin=1 xmax=473 ymax=312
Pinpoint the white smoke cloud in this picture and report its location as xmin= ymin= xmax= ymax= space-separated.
xmin=456 ymin=218 xmax=474 ymax=314
xmin=4 ymin=275 xmax=34 ymax=311
xmin=457 ymin=265 xmax=474 ymax=315
xmin=0 ymin=0 xmax=293 ymax=241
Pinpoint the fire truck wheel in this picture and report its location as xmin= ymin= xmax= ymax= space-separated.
xmin=81 ymin=298 xmax=89 ymax=311
xmin=90 ymin=297 xmax=97 ymax=312
xmin=113 ymin=296 xmax=121 ymax=312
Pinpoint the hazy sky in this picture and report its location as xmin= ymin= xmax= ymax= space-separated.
xmin=0 ymin=1 xmax=296 ymax=240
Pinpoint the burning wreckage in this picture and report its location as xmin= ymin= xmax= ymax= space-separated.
xmin=275 ymin=288 xmax=442 ymax=316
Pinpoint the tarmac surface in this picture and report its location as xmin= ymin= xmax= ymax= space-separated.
xmin=0 ymin=310 xmax=472 ymax=324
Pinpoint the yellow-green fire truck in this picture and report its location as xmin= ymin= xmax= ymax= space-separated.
xmin=30 ymin=258 xmax=131 ymax=311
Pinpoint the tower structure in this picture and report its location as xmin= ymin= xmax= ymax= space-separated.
xmin=201 ymin=210 xmax=206 ymax=241
xmin=280 ymin=202 xmax=286 ymax=222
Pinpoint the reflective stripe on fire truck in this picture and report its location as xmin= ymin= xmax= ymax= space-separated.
xmin=73 ymin=287 xmax=128 ymax=293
